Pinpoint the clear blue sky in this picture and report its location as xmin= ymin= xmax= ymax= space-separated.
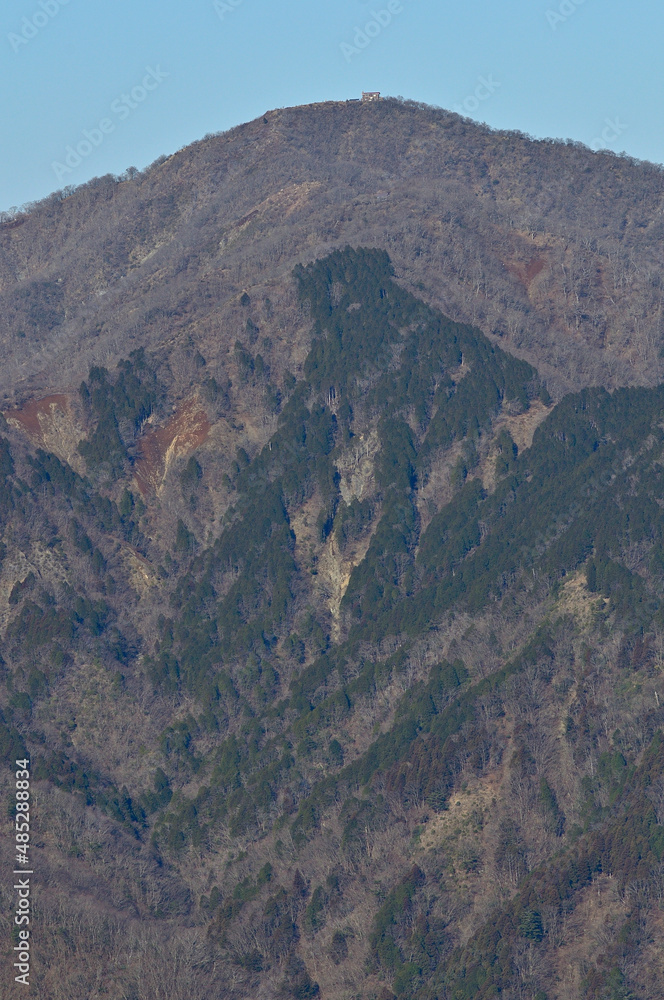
xmin=1 ymin=0 xmax=661 ymax=212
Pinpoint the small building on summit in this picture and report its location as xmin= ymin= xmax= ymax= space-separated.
xmin=362 ymin=92 xmax=381 ymax=103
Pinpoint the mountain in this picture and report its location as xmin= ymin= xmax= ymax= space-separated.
xmin=3 ymin=97 xmax=664 ymax=405
xmin=1 ymin=101 xmax=664 ymax=999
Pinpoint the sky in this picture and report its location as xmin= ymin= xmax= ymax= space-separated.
xmin=1 ymin=0 xmax=661 ymax=213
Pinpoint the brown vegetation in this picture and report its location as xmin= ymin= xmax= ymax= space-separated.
xmin=1 ymin=98 xmax=664 ymax=408
xmin=0 ymin=104 xmax=664 ymax=999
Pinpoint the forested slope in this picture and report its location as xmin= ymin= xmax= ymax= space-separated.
xmin=0 ymin=246 xmax=664 ymax=998
xmin=3 ymin=97 xmax=664 ymax=406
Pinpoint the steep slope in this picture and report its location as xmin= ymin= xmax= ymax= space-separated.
xmin=1 ymin=247 xmax=664 ymax=998
xmin=2 ymin=98 xmax=664 ymax=412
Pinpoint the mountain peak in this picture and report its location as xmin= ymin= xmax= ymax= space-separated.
xmin=3 ymin=97 xmax=663 ymax=408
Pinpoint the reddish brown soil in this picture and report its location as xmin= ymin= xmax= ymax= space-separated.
xmin=134 ymin=400 xmax=210 ymax=495
xmin=506 ymin=256 xmax=547 ymax=288
xmin=5 ymin=395 xmax=70 ymax=443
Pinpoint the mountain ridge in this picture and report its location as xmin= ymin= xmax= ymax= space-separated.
xmin=3 ymin=97 xmax=664 ymax=409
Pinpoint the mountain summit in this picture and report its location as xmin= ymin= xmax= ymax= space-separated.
xmin=2 ymin=98 xmax=664 ymax=403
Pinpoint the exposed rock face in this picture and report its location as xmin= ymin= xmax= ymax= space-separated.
xmin=134 ymin=401 xmax=210 ymax=495
xmin=5 ymin=394 xmax=85 ymax=471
